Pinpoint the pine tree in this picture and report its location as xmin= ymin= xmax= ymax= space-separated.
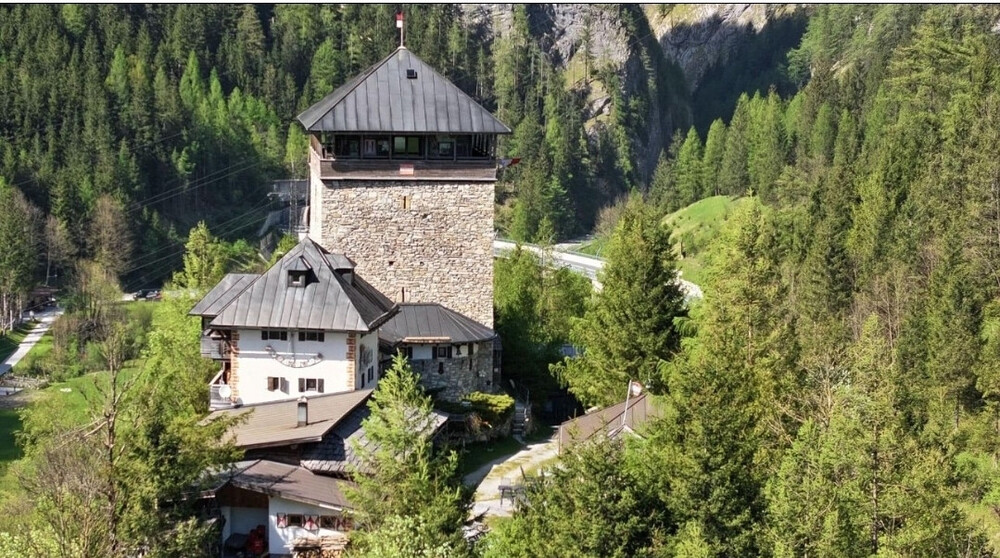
xmin=718 ymin=93 xmax=751 ymax=196
xmin=347 ymin=354 xmax=467 ymax=553
xmin=556 ymin=197 xmax=685 ymax=407
xmin=701 ymin=118 xmax=727 ymax=196
xmin=674 ymin=127 xmax=705 ymax=208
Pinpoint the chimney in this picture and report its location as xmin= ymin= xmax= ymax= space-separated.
xmin=297 ymin=396 xmax=308 ymax=427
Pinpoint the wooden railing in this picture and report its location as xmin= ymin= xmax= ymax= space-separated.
xmin=200 ymin=336 xmax=230 ymax=360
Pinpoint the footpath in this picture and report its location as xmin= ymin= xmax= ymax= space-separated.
xmin=464 ymin=433 xmax=560 ymax=519
xmin=0 ymin=308 xmax=63 ymax=388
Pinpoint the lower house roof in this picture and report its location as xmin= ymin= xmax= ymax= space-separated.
xmin=300 ymin=404 xmax=448 ymax=476
xmin=379 ymin=303 xmax=495 ymax=348
xmin=208 ymin=390 xmax=374 ymax=450
xmin=219 ymin=459 xmax=354 ymax=510
xmin=557 ymin=392 xmax=662 ymax=452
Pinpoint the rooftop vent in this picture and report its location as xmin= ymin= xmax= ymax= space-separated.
xmin=406 ymin=68 xmax=417 ymax=79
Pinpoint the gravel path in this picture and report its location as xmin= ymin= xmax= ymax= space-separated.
xmin=465 ymin=433 xmax=560 ymax=519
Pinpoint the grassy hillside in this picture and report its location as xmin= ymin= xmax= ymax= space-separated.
xmin=664 ymin=195 xmax=745 ymax=285
xmin=579 ymin=195 xmax=744 ymax=285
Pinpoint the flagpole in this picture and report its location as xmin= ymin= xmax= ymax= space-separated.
xmin=622 ymin=378 xmax=632 ymax=428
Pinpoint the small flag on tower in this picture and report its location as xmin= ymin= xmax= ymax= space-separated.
xmin=396 ymin=12 xmax=404 ymax=28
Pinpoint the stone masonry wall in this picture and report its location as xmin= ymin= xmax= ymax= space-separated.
xmin=408 ymin=341 xmax=495 ymax=401
xmin=317 ymin=180 xmax=494 ymax=328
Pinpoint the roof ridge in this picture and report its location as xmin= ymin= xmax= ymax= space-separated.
xmin=217 ymin=389 xmax=374 ymax=413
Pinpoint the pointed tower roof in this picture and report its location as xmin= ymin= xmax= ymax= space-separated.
xmin=204 ymin=238 xmax=396 ymax=332
xmin=296 ymin=47 xmax=511 ymax=135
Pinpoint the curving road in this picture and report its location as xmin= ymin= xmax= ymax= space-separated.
xmin=492 ymin=240 xmax=703 ymax=300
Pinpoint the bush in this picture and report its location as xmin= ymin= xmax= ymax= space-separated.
xmin=462 ymin=392 xmax=515 ymax=427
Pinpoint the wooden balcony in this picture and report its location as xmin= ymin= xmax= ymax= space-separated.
xmin=201 ymin=336 xmax=230 ymax=360
xmin=318 ymin=159 xmax=498 ymax=182
xmin=209 ymin=368 xmax=235 ymax=411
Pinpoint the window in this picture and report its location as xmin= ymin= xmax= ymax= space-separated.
xmin=401 ymin=195 xmax=411 ymax=210
xmin=375 ymin=138 xmax=391 ymax=157
xmin=435 ymin=346 xmax=452 ymax=359
xmin=288 ymin=271 xmax=307 ymax=287
xmin=363 ymin=139 xmax=376 ymax=157
xmin=262 ymin=330 xmax=288 ymax=341
xmin=298 ymin=378 xmax=325 ymax=393
xmin=429 ymin=136 xmax=454 ymax=159
xmin=392 ymin=135 xmax=423 ymax=157
xmin=287 ymin=514 xmax=304 ymax=528
xmin=320 ymin=515 xmax=353 ymax=531
xmin=368 ymin=366 xmax=374 ymax=383
xmin=359 ymin=372 xmax=365 ymax=388
xmin=267 ymin=377 xmax=280 ymax=392
xmin=298 ymin=331 xmax=325 ymax=342
xmin=334 ymin=136 xmax=360 ymax=158
xmin=401 ymin=346 xmax=413 ymax=360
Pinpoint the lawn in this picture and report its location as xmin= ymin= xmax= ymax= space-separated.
xmin=0 ymin=409 xmax=23 ymax=465
xmin=576 ymin=195 xmax=745 ymax=286
xmin=0 ymin=322 xmax=36 ymax=363
xmin=458 ymin=436 xmax=525 ymax=478
xmin=663 ymin=195 xmax=746 ymax=285
xmin=10 ymin=328 xmax=53 ymax=375
xmin=575 ymin=236 xmax=609 ymax=257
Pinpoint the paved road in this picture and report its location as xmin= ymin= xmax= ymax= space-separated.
xmin=0 ymin=307 xmax=63 ymax=379
xmin=493 ymin=239 xmax=703 ymax=300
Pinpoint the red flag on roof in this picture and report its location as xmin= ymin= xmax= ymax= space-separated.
xmin=396 ymin=12 xmax=404 ymax=28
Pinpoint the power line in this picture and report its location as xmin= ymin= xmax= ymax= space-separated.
xmin=120 ymin=197 xmax=274 ymax=290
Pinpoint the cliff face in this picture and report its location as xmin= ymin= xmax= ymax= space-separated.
xmin=647 ymin=4 xmax=798 ymax=91
xmin=461 ymin=4 xmax=800 ymax=181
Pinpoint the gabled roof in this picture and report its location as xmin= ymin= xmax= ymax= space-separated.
xmin=208 ymin=389 xmax=374 ymax=450
xmin=206 ymin=237 xmax=396 ymax=332
xmin=297 ymin=47 xmax=511 ymax=135
xmin=557 ymin=392 xmax=662 ymax=452
xmin=221 ymin=459 xmax=354 ymax=510
xmin=189 ymin=273 xmax=258 ymax=318
xmin=300 ymin=404 xmax=448 ymax=476
xmin=379 ymin=303 xmax=495 ymax=347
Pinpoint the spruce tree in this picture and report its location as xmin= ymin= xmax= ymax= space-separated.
xmin=556 ymin=196 xmax=685 ymax=407
xmin=718 ymin=93 xmax=751 ymax=196
xmin=674 ymin=127 xmax=705 ymax=208
xmin=701 ymin=118 xmax=727 ymax=196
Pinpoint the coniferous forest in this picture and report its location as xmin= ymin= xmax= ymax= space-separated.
xmin=2 ymin=3 xmax=1000 ymax=557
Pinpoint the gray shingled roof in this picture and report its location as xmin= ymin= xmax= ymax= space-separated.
xmin=557 ymin=392 xmax=662 ymax=452
xmin=208 ymin=389 xmax=374 ymax=450
xmin=379 ymin=303 xmax=495 ymax=347
xmin=189 ymin=273 xmax=258 ymax=318
xmin=208 ymin=238 xmax=396 ymax=332
xmin=223 ymin=459 xmax=355 ymax=509
xmin=297 ymin=47 xmax=511 ymax=134
xmin=301 ymin=405 xmax=449 ymax=476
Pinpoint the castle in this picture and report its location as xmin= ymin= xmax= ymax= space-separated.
xmin=190 ymin=42 xmax=509 ymax=556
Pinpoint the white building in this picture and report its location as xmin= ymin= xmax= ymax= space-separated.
xmin=191 ymin=237 xmax=393 ymax=410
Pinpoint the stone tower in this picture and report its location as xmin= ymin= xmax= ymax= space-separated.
xmin=297 ymin=47 xmax=510 ymax=328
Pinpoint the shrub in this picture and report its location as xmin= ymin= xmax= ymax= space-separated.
xmin=462 ymin=392 xmax=515 ymax=427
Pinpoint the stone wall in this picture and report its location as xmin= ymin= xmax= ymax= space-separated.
xmin=316 ymin=179 xmax=494 ymax=328
xmin=408 ymin=341 xmax=495 ymax=401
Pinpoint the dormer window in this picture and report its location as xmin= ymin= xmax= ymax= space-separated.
xmin=289 ymin=270 xmax=308 ymax=287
